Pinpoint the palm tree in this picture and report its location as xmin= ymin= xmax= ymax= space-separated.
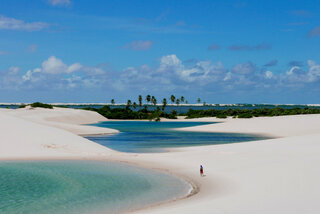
xmin=138 ymin=95 xmax=143 ymax=107
xmin=180 ymin=96 xmax=184 ymax=103
xmin=151 ymin=96 xmax=157 ymax=106
xmin=152 ymin=97 xmax=157 ymax=106
xmin=146 ymin=95 xmax=151 ymax=104
xmin=170 ymin=95 xmax=175 ymax=104
xmin=197 ymin=98 xmax=201 ymax=104
xmin=162 ymin=98 xmax=167 ymax=111
xmin=133 ymin=102 xmax=137 ymax=109
xmin=111 ymin=99 xmax=115 ymax=105
xmin=126 ymin=99 xmax=132 ymax=108
xmin=176 ymin=99 xmax=180 ymax=105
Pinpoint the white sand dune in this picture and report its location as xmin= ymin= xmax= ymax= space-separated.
xmin=1 ymin=108 xmax=320 ymax=213
xmin=175 ymin=115 xmax=320 ymax=137
xmin=0 ymin=107 xmax=118 ymax=159
xmin=2 ymin=107 xmax=119 ymax=136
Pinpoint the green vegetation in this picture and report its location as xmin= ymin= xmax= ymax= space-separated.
xmin=18 ymin=102 xmax=54 ymax=109
xmin=138 ymin=95 xmax=143 ymax=107
xmin=96 ymin=94 xmax=187 ymax=120
xmin=18 ymin=102 xmax=60 ymax=109
xmin=18 ymin=104 xmax=27 ymax=108
xmin=82 ymin=105 xmax=178 ymax=120
xmin=170 ymin=95 xmax=175 ymax=104
xmin=186 ymin=107 xmax=320 ymax=119
xmin=30 ymin=102 xmax=54 ymax=109
xmin=162 ymin=98 xmax=167 ymax=111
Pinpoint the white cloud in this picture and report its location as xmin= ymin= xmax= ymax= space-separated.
xmin=307 ymin=60 xmax=320 ymax=82
xmin=286 ymin=66 xmax=300 ymax=75
xmin=0 ymin=15 xmax=49 ymax=31
xmin=16 ymin=56 xmax=111 ymax=90
xmin=42 ymin=56 xmax=67 ymax=74
xmin=22 ymin=68 xmax=41 ymax=81
xmin=284 ymin=61 xmax=320 ymax=83
xmin=1 ymin=67 xmax=22 ymax=89
xmin=232 ymin=62 xmax=256 ymax=74
xmin=21 ymin=56 xmax=83 ymax=84
xmin=3 ymin=54 xmax=320 ymax=99
xmin=123 ymin=40 xmax=153 ymax=50
xmin=265 ymin=70 xmax=273 ymax=79
xmin=41 ymin=56 xmax=82 ymax=74
xmin=157 ymin=55 xmax=183 ymax=74
xmin=48 ymin=0 xmax=71 ymax=6
xmin=67 ymin=63 xmax=83 ymax=73
xmin=223 ymin=72 xmax=232 ymax=81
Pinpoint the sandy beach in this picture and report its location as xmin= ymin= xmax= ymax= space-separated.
xmin=1 ymin=107 xmax=320 ymax=213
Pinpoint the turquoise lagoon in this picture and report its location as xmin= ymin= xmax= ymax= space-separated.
xmin=88 ymin=121 xmax=268 ymax=153
xmin=0 ymin=161 xmax=190 ymax=214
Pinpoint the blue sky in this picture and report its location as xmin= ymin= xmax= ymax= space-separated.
xmin=0 ymin=0 xmax=320 ymax=104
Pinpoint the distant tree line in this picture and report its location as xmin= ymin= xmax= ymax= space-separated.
xmin=82 ymin=105 xmax=178 ymax=121
xmin=19 ymin=102 xmax=53 ymax=109
xmin=185 ymin=107 xmax=320 ymax=119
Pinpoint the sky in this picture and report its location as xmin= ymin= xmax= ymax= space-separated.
xmin=0 ymin=0 xmax=319 ymax=104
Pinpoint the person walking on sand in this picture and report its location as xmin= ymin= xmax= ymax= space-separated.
xmin=200 ymin=165 xmax=204 ymax=176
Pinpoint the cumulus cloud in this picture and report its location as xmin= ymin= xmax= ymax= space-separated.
xmin=40 ymin=56 xmax=82 ymax=74
xmin=1 ymin=67 xmax=22 ymax=89
xmin=283 ymin=61 xmax=320 ymax=83
xmin=265 ymin=70 xmax=273 ymax=79
xmin=0 ymin=15 xmax=49 ymax=31
xmin=48 ymin=0 xmax=71 ymax=6
xmin=232 ymin=62 xmax=256 ymax=74
xmin=123 ymin=40 xmax=153 ymax=50
xmin=20 ymin=56 xmax=97 ymax=89
xmin=207 ymin=43 xmax=221 ymax=51
xmin=2 ymin=54 xmax=320 ymax=100
xmin=309 ymin=26 xmax=320 ymax=37
xmin=307 ymin=60 xmax=320 ymax=82
xmin=158 ymin=55 xmax=183 ymax=73
xmin=229 ymin=44 xmax=271 ymax=51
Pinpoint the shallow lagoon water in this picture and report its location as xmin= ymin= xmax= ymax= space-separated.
xmin=88 ymin=121 xmax=269 ymax=153
xmin=0 ymin=161 xmax=190 ymax=214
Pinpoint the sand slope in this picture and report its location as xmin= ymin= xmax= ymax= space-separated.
xmin=176 ymin=114 xmax=320 ymax=137
xmin=0 ymin=108 xmax=118 ymax=159
xmin=2 ymin=107 xmax=119 ymax=136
